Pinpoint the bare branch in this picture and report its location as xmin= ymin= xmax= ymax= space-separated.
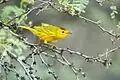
xmin=6 ymin=50 xmax=33 ymax=80
xmin=38 ymin=54 xmax=59 ymax=80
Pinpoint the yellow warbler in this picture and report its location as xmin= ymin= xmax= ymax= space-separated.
xmin=19 ymin=23 xmax=71 ymax=44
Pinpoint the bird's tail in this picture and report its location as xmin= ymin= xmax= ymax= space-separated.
xmin=19 ymin=26 xmax=36 ymax=34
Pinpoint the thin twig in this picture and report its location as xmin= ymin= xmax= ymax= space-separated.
xmin=78 ymin=16 xmax=117 ymax=38
xmin=41 ymin=52 xmax=68 ymax=65
xmin=99 ymin=45 xmax=120 ymax=57
xmin=61 ymin=55 xmax=82 ymax=79
xmin=4 ymin=66 xmax=21 ymax=80
xmin=42 ymin=45 xmax=106 ymax=65
xmin=7 ymin=2 xmax=49 ymax=24
xmin=6 ymin=50 xmax=33 ymax=80
xmin=49 ymin=2 xmax=117 ymax=38
xmin=38 ymin=53 xmax=59 ymax=80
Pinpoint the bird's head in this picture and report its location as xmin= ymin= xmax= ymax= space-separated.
xmin=57 ymin=27 xmax=72 ymax=39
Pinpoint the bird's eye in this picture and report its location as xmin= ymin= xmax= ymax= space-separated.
xmin=62 ymin=31 xmax=64 ymax=33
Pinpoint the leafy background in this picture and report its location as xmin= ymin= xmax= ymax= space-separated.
xmin=0 ymin=0 xmax=120 ymax=80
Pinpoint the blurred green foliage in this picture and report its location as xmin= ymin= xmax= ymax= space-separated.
xmin=0 ymin=27 xmax=27 ymax=58
xmin=1 ymin=5 xmax=25 ymax=24
xmin=58 ymin=0 xmax=89 ymax=14
xmin=20 ymin=0 xmax=35 ymax=8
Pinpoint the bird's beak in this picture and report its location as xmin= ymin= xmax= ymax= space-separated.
xmin=68 ymin=32 xmax=72 ymax=34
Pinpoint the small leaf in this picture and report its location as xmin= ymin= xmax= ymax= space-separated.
xmin=113 ymin=10 xmax=118 ymax=14
xmin=111 ymin=15 xmax=115 ymax=19
xmin=110 ymin=12 xmax=114 ymax=16
xmin=20 ymin=0 xmax=35 ymax=8
xmin=110 ymin=6 xmax=117 ymax=10
xmin=1 ymin=5 xmax=25 ymax=23
xmin=0 ymin=28 xmax=27 ymax=56
xmin=58 ymin=0 xmax=89 ymax=15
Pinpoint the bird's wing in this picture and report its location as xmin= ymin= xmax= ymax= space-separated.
xmin=33 ymin=26 xmax=57 ymax=41
xmin=33 ymin=26 xmax=56 ymax=37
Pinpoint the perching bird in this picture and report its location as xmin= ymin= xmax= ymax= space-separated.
xmin=19 ymin=23 xmax=71 ymax=45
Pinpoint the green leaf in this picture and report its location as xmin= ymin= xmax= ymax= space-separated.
xmin=58 ymin=0 xmax=89 ymax=15
xmin=20 ymin=0 xmax=35 ymax=8
xmin=71 ymin=0 xmax=89 ymax=13
xmin=0 ymin=28 xmax=27 ymax=56
xmin=110 ymin=5 xmax=117 ymax=10
xmin=1 ymin=5 xmax=25 ymax=23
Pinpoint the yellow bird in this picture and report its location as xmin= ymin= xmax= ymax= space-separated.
xmin=19 ymin=23 xmax=71 ymax=45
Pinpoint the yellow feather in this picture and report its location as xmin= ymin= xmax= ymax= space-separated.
xmin=19 ymin=24 xmax=70 ymax=44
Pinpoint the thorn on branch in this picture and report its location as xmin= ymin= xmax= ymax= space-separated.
xmin=21 ymin=77 xmax=25 ymax=80
xmin=102 ymin=59 xmax=112 ymax=67
xmin=29 ymin=71 xmax=33 ymax=74
xmin=33 ymin=61 xmax=36 ymax=65
xmin=60 ymin=49 xmax=64 ymax=55
xmin=35 ymin=76 xmax=41 ymax=80
xmin=81 ymin=72 xmax=86 ymax=77
xmin=9 ymin=64 xmax=14 ymax=68
xmin=22 ymin=60 xmax=26 ymax=64
xmin=29 ymin=67 xmax=33 ymax=70
xmin=16 ymin=73 xmax=19 ymax=77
